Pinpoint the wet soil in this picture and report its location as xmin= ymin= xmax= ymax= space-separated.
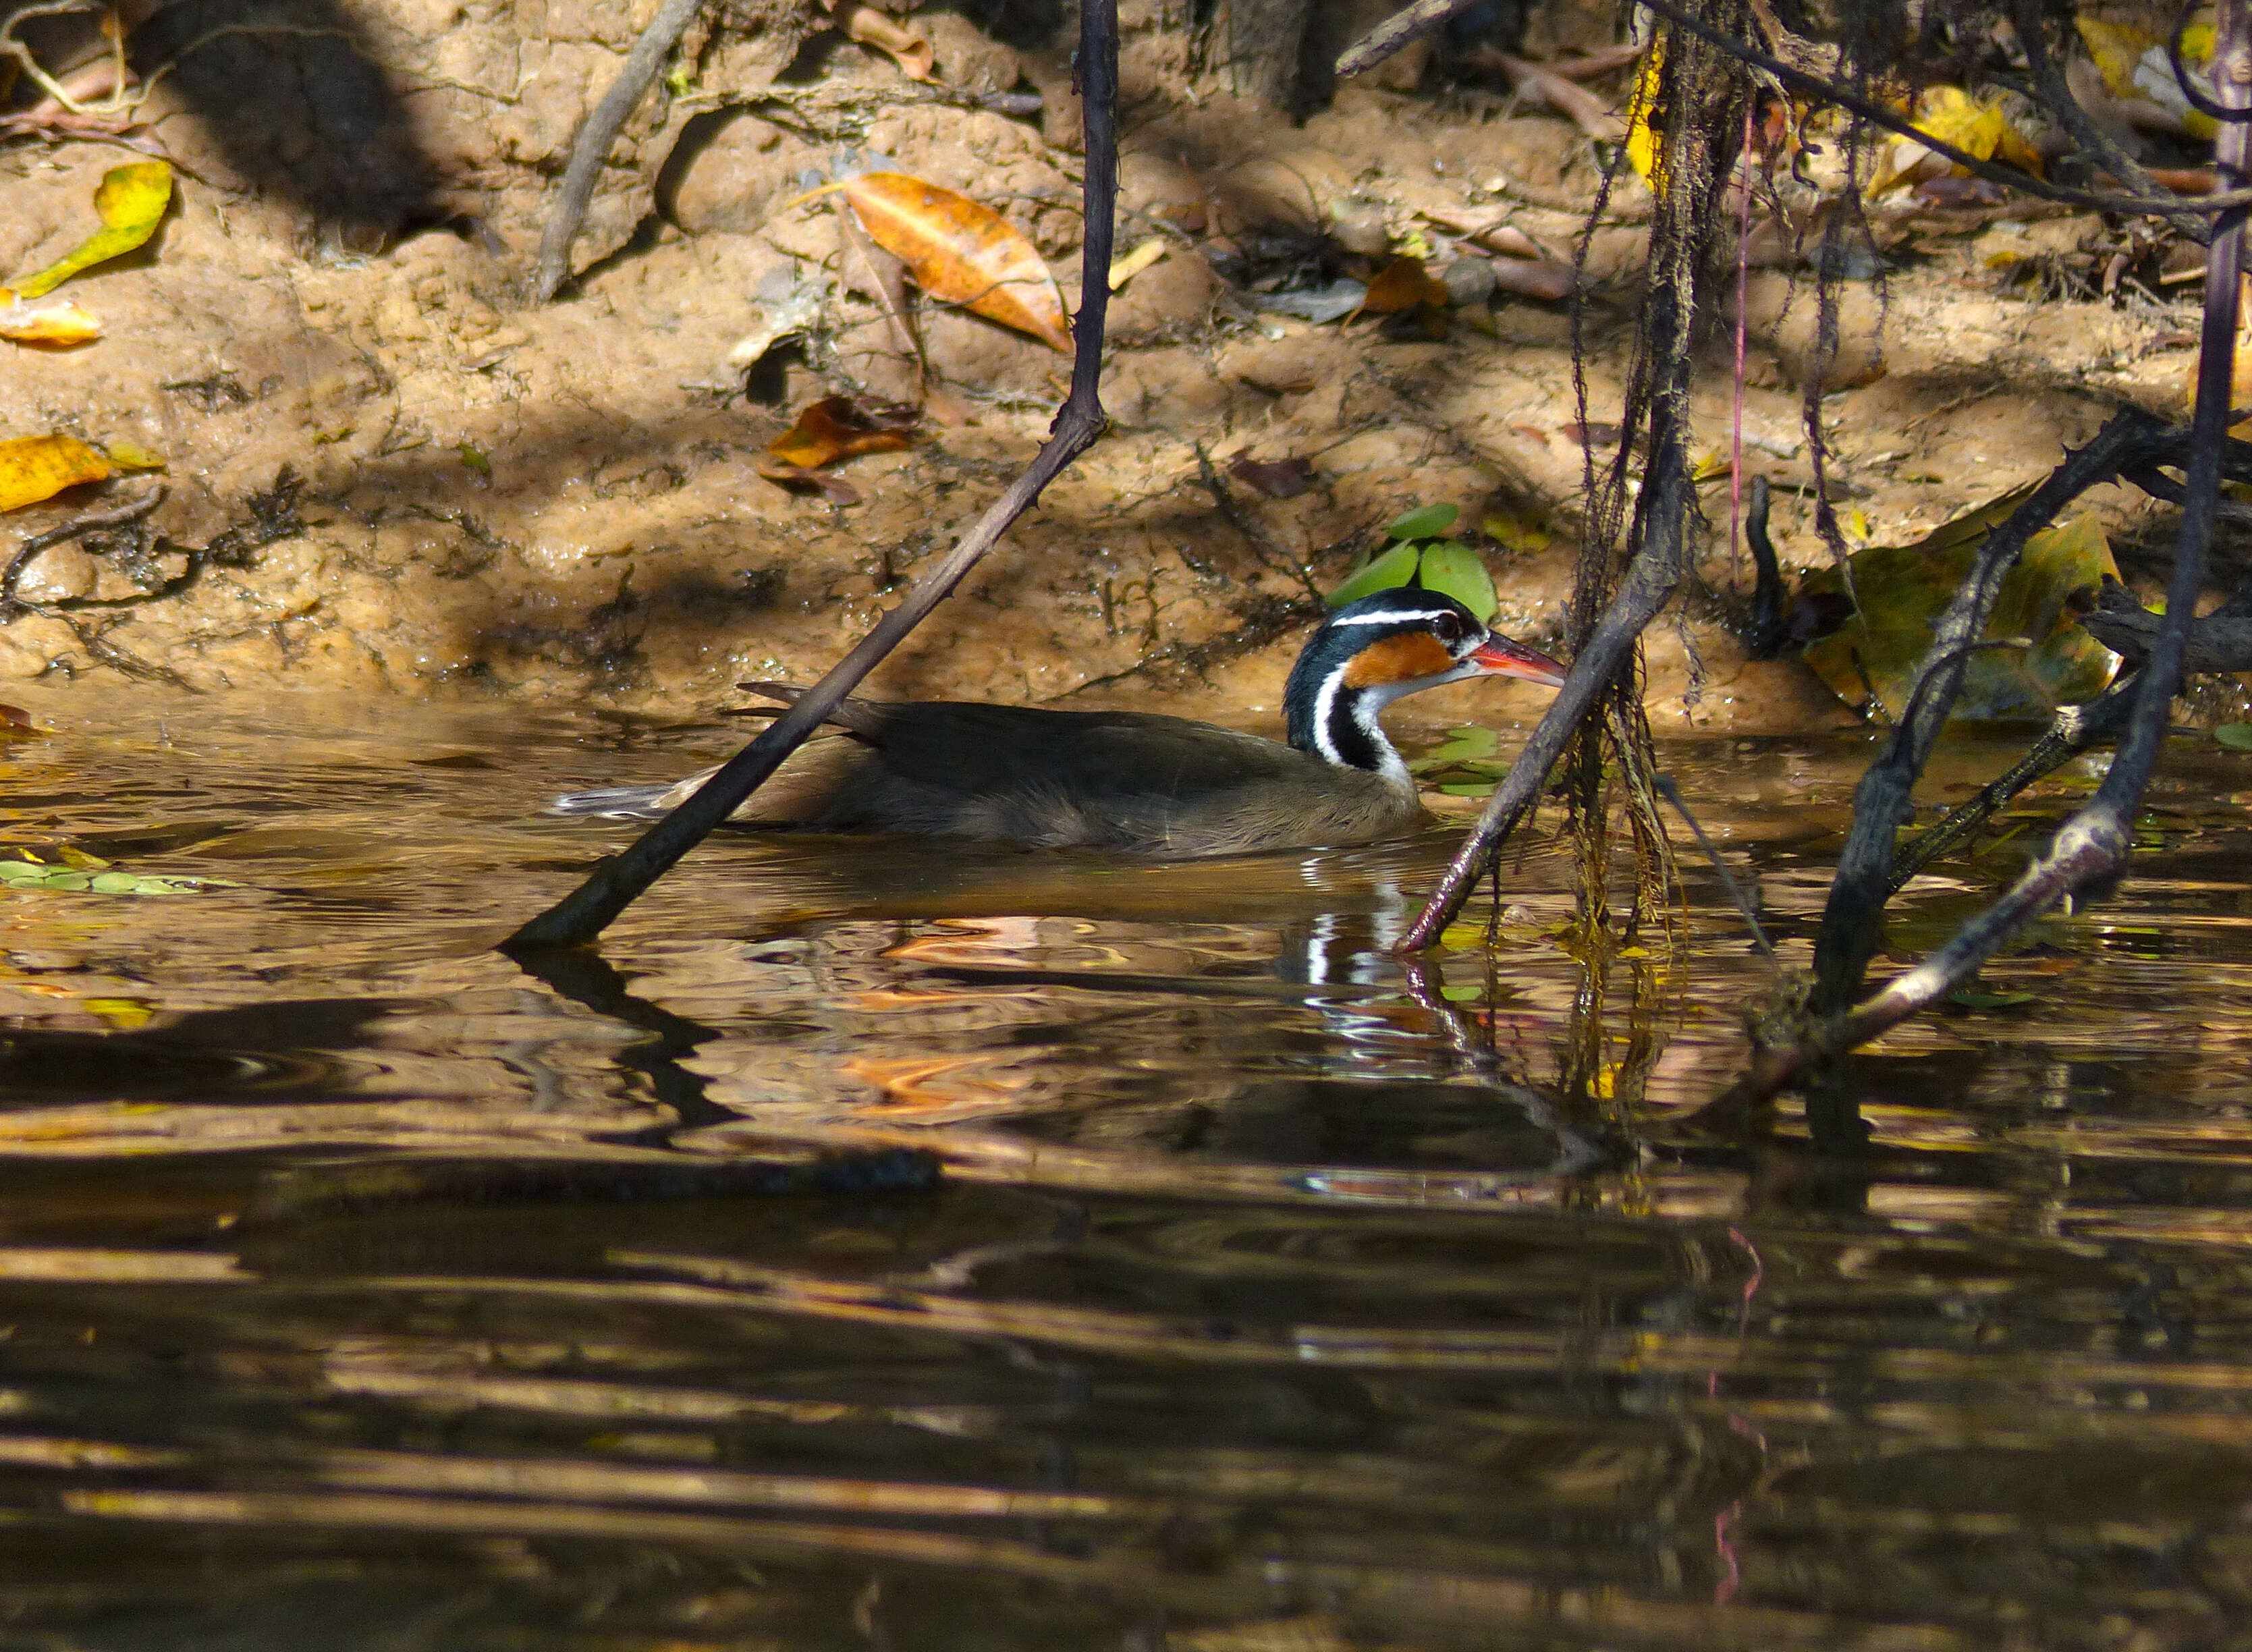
xmin=1 ymin=0 xmax=2236 ymax=736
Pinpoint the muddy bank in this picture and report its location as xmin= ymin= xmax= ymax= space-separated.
xmin=0 ymin=0 xmax=2222 ymax=738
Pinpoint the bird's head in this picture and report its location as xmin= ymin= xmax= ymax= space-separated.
xmin=1284 ymin=588 xmax=1567 ymax=783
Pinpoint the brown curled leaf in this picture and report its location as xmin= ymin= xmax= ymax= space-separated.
xmin=832 ymin=2 xmax=935 ymax=81
xmin=1358 ymin=255 xmax=1449 ymax=317
xmin=1229 ymin=456 xmax=1315 ymax=498
xmin=839 ymin=172 xmax=1074 ymax=352
xmin=767 ymin=396 xmax=918 ymax=468
xmin=756 ymin=461 xmax=863 ymax=505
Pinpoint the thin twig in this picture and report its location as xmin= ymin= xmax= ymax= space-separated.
xmin=1803 ymin=409 xmax=2171 ymax=1015
xmin=532 ymin=0 xmax=706 ymax=302
xmin=1 ymin=484 xmax=167 ymax=615
xmin=1727 ymin=0 xmax=2252 ymax=1107
xmin=1653 ymin=773 xmax=1774 ymax=961
xmin=501 ymin=0 xmax=1120 ymax=952
xmin=1625 ymin=0 xmax=2252 ymax=221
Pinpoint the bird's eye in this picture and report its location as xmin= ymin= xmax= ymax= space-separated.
xmin=1429 ymin=611 xmax=1466 ymax=646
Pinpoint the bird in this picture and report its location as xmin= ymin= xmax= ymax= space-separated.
xmin=553 ymin=587 xmax=1568 ymax=858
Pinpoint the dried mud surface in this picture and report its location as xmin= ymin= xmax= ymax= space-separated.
xmin=0 ymin=0 xmax=2230 ymax=744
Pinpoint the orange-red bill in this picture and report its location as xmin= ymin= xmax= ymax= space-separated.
xmin=1468 ymin=633 xmax=1568 ymax=688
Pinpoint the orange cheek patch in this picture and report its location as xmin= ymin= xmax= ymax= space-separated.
xmin=1341 ymin=633 xmax=1456 ymax=688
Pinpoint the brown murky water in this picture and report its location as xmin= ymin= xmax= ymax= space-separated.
xmin=3 ymin=691 xmax=2252 ymax=1651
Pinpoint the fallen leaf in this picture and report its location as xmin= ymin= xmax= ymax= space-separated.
xmin=0 ymin=292 xmax=101 ymax=346
xmin=0 ymin=435 xmax=111 ymax=511
xmin=103 ymin=441 xmax=164 ymax=471
xmin=1107 ymin=236 xmax=1170 ymax=291
xmin=1561 ymin=421 xmax=1625 ymax=447
xmin=1499 ymin=53 xmax=1626 ymax=143
xmin=837 ymin=172 xmax=1073 ymax=352
xmin=767 ymin=396 xmax=917 ymax=468
xmin=1800 ymin=510 xmax=2120 ymax=721
xmin=1253 ymin=280 xmax=1367 ymax=323
xmin=833 ymin=1 xmax=934 ymax=80
xmin=1873 ymin=86 xmax=2045 ymax=196
xmin=1623 ymin=43 xmax=1664 ymax=182
xmin=1481 ymin=505 xmax=1550 ymax=552
xmin=1358 ymin=255 xmax=1448 ymax=316
xmin=757 ymin=462 xmax=862 ymax=506
xmin=11 ymin=161 xmax=173 ymax=300
xmin=757 ymin=397 xmax=916 ymax=503
xmin=1228 ymin=456 xmax=1314 ymax=498
xmin=1486 ymin=258 xmax=1574 ymax=302
xmin=0 ymin=705 xmax=32 ymax=734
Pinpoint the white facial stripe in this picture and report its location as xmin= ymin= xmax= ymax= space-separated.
xmin=1325 ymin=609 xmax=1464 ymax=628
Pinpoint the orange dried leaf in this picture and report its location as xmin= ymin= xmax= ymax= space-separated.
xmin=840 ymin=172 xmax=1074 ymax=352
xmin=0 ymin=434 xmax=112 ymax=511
xmin=0 ymin=290 xmax=102 ymax=346
xmin=833 ymin=3 xmax=935 ymax=80
xmin=1360 ymin=256 xmax=1449 ymax=315
xmin=766 ymin=396 xmax=918 ymax=469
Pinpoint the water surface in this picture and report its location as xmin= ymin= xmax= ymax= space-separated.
xmin=1 ymin=692 xmax=2250 ymax=1651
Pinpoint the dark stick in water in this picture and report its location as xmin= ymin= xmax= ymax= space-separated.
xmin=503 ymin=0 xmax=1121 ymax=953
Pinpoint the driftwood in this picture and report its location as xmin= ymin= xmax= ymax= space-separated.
xmin=2083 ymin=576 xmax=2252 ymax=671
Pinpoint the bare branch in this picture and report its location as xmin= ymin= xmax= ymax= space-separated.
xmin=502 ymin=0 xmax=1122 ymax=952
xmin=533 ymin=0 xmax=705 ymax=303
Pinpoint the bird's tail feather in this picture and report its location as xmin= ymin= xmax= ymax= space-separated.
xmin=549 ymin=783 xmax=672 ymax=819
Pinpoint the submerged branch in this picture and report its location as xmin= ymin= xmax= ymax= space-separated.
xmin=1805 ymin=409 xmax=2170 ymax=1016
xmin=501 ymin=0 xmax=1122 ymax=952
xmin=1728 ymin=0 xmax=2252 ymax=1109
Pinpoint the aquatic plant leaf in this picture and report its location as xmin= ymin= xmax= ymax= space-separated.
xmin=0 ymin=856 xmax=234 ymax=893
xmin=2216 ymin=723 xmax=2252 ymax=751
xmin=1385 ymin=503 xmax=1458 ymax=541
xmin=0 ymin=434 xmax=110 ymax=510
xmin=1800 ymin=509 xmax=2120 ymax=722
xmin=1417 ymin=541 xmax=1497 ymax=620
xmin=12 ymin=162 xmax=172 ymax=300
xmin=1324 ymin=542 xmax=1421 ymax=608
xmin=1409 ymin=725 xmax=1500 ymax=775
xmin=840 ymin=172 xmax=1072 ymax=352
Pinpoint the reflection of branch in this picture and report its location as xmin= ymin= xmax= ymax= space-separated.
xmin=503 ymin=0 xmax=1122 ymax=952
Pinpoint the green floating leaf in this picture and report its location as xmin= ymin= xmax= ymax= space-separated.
xmin=0 ymin=857 xmax=235 ymax=895
xmin=1437 ymin=780 xmax=1498 ymax=797
xmin=1439 ymin=983 xmax=1485 ymax=1001
xmin=1801 ymin=509 xmax=2120 ymax=722
xmin=1417 ymin=540 xmax=1498 ymax=620
xmin=2217 ymin=723 xmax=2252 ymax=751
xmin=1384 ymin=502 xmax=1458 ymax=542
xmin=1325 ymin=541 xmax=1423 ymax=608
xmin=1410 ymin=725 xmax=1501 ymax=774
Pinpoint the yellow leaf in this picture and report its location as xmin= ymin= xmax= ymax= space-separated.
xmin=0 ymin=435 xmax=112 ymax=511
xmin=1873 ymin=85 xmax=2043 ymax=195
xmin=2076 ymin=17 xmax=2155 ymax=97
xmin=1624 ymin=43 xmax=1664 ymax=182
xmin=101 ymin=441 xmax=165 ymax=471
xmin=837 ymin=172 xmax=1074 ymax=352
xmin=0 ymin=291 xmax=102 ymax=346
xmin=1482 ymin=505 xmax=1551 ymax=553
xmin=12 ymin=161 xmax=173 ymax=301
xmin=1107 ymin=237 xmax=1170 ymax=292
xmin=82 ymin=997 xmax=155 ymax=1029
